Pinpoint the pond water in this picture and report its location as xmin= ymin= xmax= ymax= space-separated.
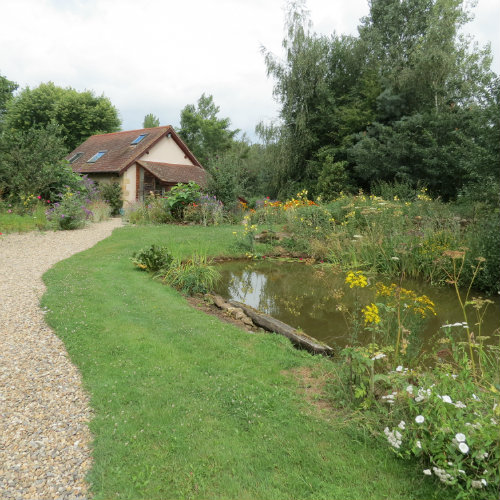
xmin=214 ymin=260 xmax=500 ymax=351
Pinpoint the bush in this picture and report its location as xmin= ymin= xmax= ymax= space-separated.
xmin=165 ymin=182 xmax=201 ymax=220
xmin=380 ymin=358 xmax=499 ymax=499
xmin=131 ymin=244 xmax=174 ymax=273
xmin=162 ymin=254 xmax=221 ymax=295
xmin=45 ymin=189 xmax=91 ymax=230
xmin=99 ymin=181 xmax=123 ymax=216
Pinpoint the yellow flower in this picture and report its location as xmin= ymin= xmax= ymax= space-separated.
xmin=345 ymin=271 xmax=368 ymax=288
xmin=362 ymin=303 xmax=380 ymax=325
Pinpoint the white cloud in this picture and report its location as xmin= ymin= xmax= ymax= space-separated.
xmin=1 ymin=0 xmax=498 ymax=140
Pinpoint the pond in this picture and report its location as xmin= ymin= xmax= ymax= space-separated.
xmin=213 ymin=259 xmax=500 ymax=351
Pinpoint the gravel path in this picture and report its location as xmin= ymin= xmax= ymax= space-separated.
xmin=0 ymin=218 xmax=123 ymax=499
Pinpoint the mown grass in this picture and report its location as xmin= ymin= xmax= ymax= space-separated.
xmin=42 ymin=224 xmax=445 ymax=499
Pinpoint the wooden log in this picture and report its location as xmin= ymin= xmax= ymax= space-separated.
xmin=229 ymin=300 xmax=334 ymax=356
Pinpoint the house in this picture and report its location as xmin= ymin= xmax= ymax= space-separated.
xmin=67 ymin=126 xmax=206 ymax=204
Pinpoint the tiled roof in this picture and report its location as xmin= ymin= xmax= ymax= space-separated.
xmin=67 ymin=126 xmax=202 ymax=173
xmin=137 ymin=161 xmax=207 ymax=186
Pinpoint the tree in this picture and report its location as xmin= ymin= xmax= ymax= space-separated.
xmin=4 ymin=82 xmax=121 ymax=150
xmin=0 ymin=73 xmax=17 ymax=127
xmin=0 ymin=123 xmax=82 ymax=201
xmin=178 ymin=93 xmax=239 ymax=162
xmin=143 ymin=113 xmax=160 ymax=128
xmin=263 ymin=0 xmax=498 ymax=201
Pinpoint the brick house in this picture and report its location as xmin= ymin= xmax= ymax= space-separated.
xmin=67 ymin=126 xmax=206 ymax=203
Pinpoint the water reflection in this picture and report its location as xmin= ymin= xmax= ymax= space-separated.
xmin=215 ymin=260 xmax=500 ymax=350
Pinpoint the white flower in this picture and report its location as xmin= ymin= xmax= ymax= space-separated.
xmin=406 ymin=385 xmax=413 ymax=394
xmin=454 ymin=401 xmax=466 ymax=409
xmin=458 ymin=442 xmax=469 ymax=454
xmin=416 ymin=440 xmax=422 ymax=449
xmin=391 ymin=256 xmax=400 ymax=261
xmin=415 ymin=395 xmax=425 ymax=403
xmin=442 ymin=395 xmax=453 ymax=404
xmin=423 ymin=469 xmax=432 ymax=476
xmin=398 ymin=421 xmax=406 ymax=430
xmin=415 ymin=415 xmax=425 ymax=424
xmin=395 ymin=430 xmax=402 ymax=440
xmin=396 ymin=365 xmax=403 ymax=372
xmin=471 ymin=480 xmax=482 ymax=489
xmin=472 ymin=393 xmax=480 ymax=401
xmin=455 ymin=433 xmax=466 ymax=442
xmin=371 ymin=353 xmax=386 ymax=360
xmin=481 ymin=479 xmax=487 ymax=486
xmin=458 ymin=469 xmax=465 ymax=474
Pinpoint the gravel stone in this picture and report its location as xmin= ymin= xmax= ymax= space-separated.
xmin=0 ymin=219 xmax=123 ymax=499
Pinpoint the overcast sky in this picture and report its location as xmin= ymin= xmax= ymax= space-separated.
xmin=1 ymin=0 xmax=498 ymax=141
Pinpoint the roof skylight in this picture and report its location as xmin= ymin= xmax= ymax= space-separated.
xmin=131 ymin=134 xmax=148 ymax=145
xmin=87 ymin=151 xmax=107 ymax=163
xmin=68 ymin=152 xmax=84 ymax=163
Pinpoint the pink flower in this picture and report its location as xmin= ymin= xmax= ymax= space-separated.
xmin=46 ymin=200 xmax=50 ymax=203
xmin=37 ymin=196 xmax=41 ymax=199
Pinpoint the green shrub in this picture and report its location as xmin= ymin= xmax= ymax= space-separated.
xmin=380 ymin=355 xmax=499 ymax=500
xmin=45 ymin=189 xmax=90 ymax=230
xmin=131 ymin=244 xmax=174 ymax=273
xmin=99 ymin=181 xmax=123 ymax=215
xmin=162 ymin=254 xmax=221 ymax=295
xmin=165 ymin=182 xmax=201 ymax=220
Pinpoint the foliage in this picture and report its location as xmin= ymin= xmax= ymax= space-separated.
xmin=164 ymin=181 xmax=201 ymax=220
xmin=162 ymin=254 xmax=221 ymax=295
xmin=4 ymin=81 xmax=121 ymax=150
xmin=261 ymin=0 xmax=498 ymax=201
xmin=0 ymin=123 xmax=82 ymax=202
xmin=178 ymin=93 xmax=239 ymax=163
xmin=131 ymin=244 xmax=174 ymax=273
xmin=98 ymin=181 xmax=123 ymax=216
xmin=238 ymin=191 xmax=499 ymax=294
xmin=183 ymin=194 xmax=224 ymax=226
xmin=0 ymin=73 xmax=17 ymax=127
xmin=87 ymin=199 xmax=112 ymax=222
xmin=45 ymin=188 xmax=92 ymax=230
xmin=125 ymin=195 xmax=172 ymax=225
xmin=205 ymin=151 xmax=242 ymax=208
xmin=142 ymin=113 xmax=160 ymax=128
xmin=380 ymin=339 xmax=499 ymax=499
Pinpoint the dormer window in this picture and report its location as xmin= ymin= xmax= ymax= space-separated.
xmin=87 ymin=151 xmax=107 ymax=163
xmin=131 ymin=134 xmax=148 ymax=145
xmin=68 ymin=152 xmax=84 ymax=163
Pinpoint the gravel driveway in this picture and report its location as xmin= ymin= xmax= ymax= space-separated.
xmin=0 ymin=218 xmax=123 ymax=499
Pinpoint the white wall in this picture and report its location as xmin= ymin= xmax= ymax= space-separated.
xmin=140 ymin=135 xmax=194 ymax=165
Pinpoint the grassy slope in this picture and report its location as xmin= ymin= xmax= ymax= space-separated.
xmin=42 ymin=224 xmax=441 ymax=499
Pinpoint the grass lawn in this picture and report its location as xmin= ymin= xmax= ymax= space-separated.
xmin=0 ymin=212 xmax=45 ymax=233
xmin=42 ymin=224 xmax=444 ymax=499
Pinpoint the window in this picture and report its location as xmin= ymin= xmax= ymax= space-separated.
xmin=68 ymin=152 xmax=84 ymax=163
xmin=131 ymin=134 xmax=148 ymax=145
xmin=87 ymin=151 xmax=107 ymax=163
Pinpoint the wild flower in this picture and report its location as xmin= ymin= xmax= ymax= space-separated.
xmin=362 ymin=303 xmax=380 ymax=325
xmin=345 ymin=271 xmax=368 ymax=288
xmin=415 ymin=415 xmax=425 ymax=424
